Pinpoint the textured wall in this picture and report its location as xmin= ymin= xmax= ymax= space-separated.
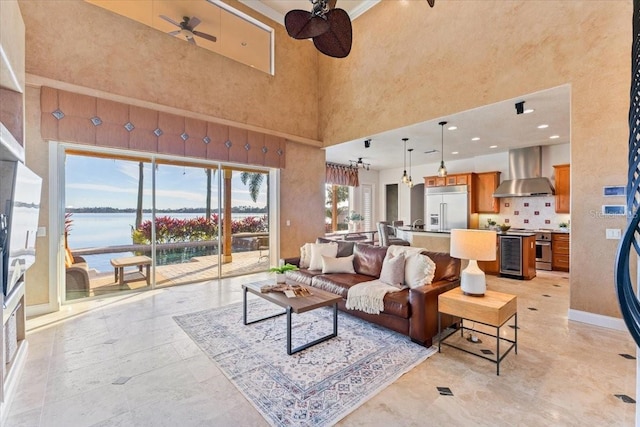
xmin=318 ymin=1 xmax=631 ymax=318
xmin=18 ymin=0 xmax=326 ymax=307
xmin=279 ymin=141 xmax=326 ymax=259
xmin=19 ymin=0 xmax=319 ymax=142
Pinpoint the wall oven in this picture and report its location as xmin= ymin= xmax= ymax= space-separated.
xmin=535 ymin=231 xmax=552 ymax=271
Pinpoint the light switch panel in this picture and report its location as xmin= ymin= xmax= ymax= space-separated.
xmin=606 ymin=229 xmax=621 ymax=240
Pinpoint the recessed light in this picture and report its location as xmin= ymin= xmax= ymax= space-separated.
xmin=524 ymin=108 xmax=535 ymax=114
xmin=447 ymin=126 xmax=457 ymax=131
xmin=471 ymin=137 xmax=480 ymax=141
xmin=452 ymin=151 xmax=459 ymax=155
xmin=537 ymin=124 xmax=549 ymax=129
xmin=489 ymin=145 xmax=498 ymax=148
xmin=241 ymin=42 xmax=248 ymax=46
xmin=549 ymin=135 xmax=560 ymax=139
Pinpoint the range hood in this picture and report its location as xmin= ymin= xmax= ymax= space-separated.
xmin=493 ymin=146 xmax=555 ymax=197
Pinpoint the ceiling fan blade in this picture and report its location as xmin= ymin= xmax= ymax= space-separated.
xmin=427 ymin=0 xmax=435 ymax=7
xmin=188 ymin=16 xmax=201 ymax=29
xmin=168 ymin=30 xmax=181 ymax=36
xmin=159 ymin=14 xmax=181 ymax=27
xmin=285 ymin=9 xmax=329 ymax=39
xmin=313 ymin=9 xmax=352 ymax=58
xmin=193 ymin=30 xmax=217 ymax=43
xmin=187 ymin=37 xmax=196 ymax=45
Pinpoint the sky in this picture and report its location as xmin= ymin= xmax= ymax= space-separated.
xmin=65 ymin=155 xmax=268 ymax=210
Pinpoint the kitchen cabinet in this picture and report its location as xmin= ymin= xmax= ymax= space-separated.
xmin=472 ymin=171 xmax=501 ymax=213
xmin=554 ymin=164 xmax=570 ymax=213
xmin=552 ymin=232 xmax=570 ymax=271
xmin=478 ymin=235 xmax=500 ymax=275
xmin=424 ymin=173 xmax=470 ymax=187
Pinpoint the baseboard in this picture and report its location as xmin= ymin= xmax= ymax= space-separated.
xmin=25 ymin=301 xmax=58 ymax=318
xmin=567 ymin=309 xmax=627 ymax=332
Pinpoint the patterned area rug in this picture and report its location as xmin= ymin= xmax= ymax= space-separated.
xmin=173 ymin=284 xmax=437 ymax=427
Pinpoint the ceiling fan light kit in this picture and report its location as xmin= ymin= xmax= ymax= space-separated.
xmin=437 ymin=121 xmax=448 ymax=178
xmin=350 ymin=157 xmax=370 ymax=170
xmin=160 ymin=15 xmax=217 ymax=45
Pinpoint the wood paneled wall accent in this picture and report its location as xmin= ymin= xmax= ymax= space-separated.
xmin=40 ymin=87 xmax=286 ymax=168
xmin=0 ymin=87 xmax=24 ymax=144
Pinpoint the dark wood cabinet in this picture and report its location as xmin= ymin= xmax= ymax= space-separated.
xmin=552 ymin=232 xmax=570 ymax=271
xmin=554 ymin=164 xmax=570 ymax=213
xmin=472 ymin=171 xmax=501 ymax=213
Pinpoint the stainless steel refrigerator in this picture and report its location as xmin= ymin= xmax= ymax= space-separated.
xmin=425 ymin=185 xmax=468 ymax=231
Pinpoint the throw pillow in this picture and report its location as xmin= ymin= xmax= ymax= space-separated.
xmin=379 ymin=252 xmax=406 ymax=289
xmin=64 ymin=248 xmax=74 ymax=268
xmin=309 ymin=242 xmax=338 ymax=270
xmin=405 ymin=254 xmax=436 ymax=288
xmin=322 ymin=254 xmax=355 ymax=274
xmin=387 ymin=245 xmax=437 ymax=288
xmin=299 ymin=243 xmax=313 ymax=268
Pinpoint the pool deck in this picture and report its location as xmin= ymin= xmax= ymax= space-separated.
xmin=77 ymin=249 xmax=271 ymax=299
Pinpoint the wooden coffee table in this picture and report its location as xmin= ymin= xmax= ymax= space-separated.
xmin=242 ymin=282 xmax=342 ymax=355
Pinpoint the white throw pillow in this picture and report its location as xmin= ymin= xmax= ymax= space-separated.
xmin=386 ymin=245 xmax=437 ymax=288
xmin=322 ymin=254 xmax=355 ymax=274
xmin=299 ymin=243 xmax=313 ymax=268
xmin=309 ymin=242 xmax=338 ymax=270
xmin=405 ymin=254 xmax=436 ymax=288
xmin=379 ymin=252 xmax=406 ymax=289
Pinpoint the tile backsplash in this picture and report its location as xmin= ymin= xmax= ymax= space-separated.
xmin=478 ymin=196 xmax=570 ymax=230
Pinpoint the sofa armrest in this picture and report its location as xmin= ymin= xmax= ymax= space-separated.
xmin=408 ymin=278 xmax=461 ymax=346
xmin=283 ymin=257 xmax=301 ymax=267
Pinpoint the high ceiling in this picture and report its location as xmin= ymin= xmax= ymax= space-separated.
xmin=239 ymin=0 xmax=379 ymax=24
xmin=324 ymin=85 xmax=571 ymax=171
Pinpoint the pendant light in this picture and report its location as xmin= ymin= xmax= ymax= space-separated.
xmin=407 ymin=148 xmax=414 ymax=188
xmin=401 ymin=138 xmax=409 ymax=183
xmin=437 ymin=121 xmax=448 ymax=177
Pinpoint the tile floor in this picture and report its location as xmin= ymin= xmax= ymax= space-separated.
xmin=4 ymin=270 xmax=637 ymax=426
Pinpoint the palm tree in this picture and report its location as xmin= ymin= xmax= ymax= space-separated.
xmin=240 ymin=172 xmax=265 ymax=203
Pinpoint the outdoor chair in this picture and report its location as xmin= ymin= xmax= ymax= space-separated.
xmin=257 ymin=236 xmax=269 ymax=261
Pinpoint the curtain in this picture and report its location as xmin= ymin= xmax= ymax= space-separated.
xmin=325 ymin=162 xmax=359 ymax=187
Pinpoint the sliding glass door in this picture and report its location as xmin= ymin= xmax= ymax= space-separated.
xmin=153 ymin=161 xmax=220 ymax=287
xmin=64 ymin=152 xmax=152 ymax=299
xmin=63 ymin=150 xmax=272 ymax=301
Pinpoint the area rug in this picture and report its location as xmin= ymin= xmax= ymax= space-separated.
xmin=173 ymin=283 xmax=437 ymax=427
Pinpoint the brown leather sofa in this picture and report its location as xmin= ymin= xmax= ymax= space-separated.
xmin=284 ymin=242 xmax=461 ymax=347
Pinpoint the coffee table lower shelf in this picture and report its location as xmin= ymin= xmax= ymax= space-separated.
xmin=242 ymin=283 xmax=340 ymax=355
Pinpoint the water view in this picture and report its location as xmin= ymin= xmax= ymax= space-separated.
xmin=67 ymin=212 xmax=262 ymax=272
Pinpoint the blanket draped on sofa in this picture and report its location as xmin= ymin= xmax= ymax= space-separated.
xmin=345 ymin=279 xmax=402 ymax=314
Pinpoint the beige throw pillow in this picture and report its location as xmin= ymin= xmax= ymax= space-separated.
xmin=379 ymin=252 xmax=406 ymax=289
xmin=309 ymin=242 xmax=338 ymax=270
xmin=386 ymin=245 xmax=437 ymax=288
xmin=322 ymin=254 xmax=355 ymax=274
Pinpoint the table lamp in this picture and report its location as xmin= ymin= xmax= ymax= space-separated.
xmin=449 ymin=229 xmax=497 ymax=296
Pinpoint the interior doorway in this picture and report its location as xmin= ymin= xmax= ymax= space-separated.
xmin=385 ymin=184 xmax=398 ymax=222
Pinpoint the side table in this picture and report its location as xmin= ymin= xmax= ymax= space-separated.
xmin=438 ymin=287 xmax=517 ymax=375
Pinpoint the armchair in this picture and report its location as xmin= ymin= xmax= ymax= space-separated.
xmin=65 ymin=254 xmax=90 ymax=299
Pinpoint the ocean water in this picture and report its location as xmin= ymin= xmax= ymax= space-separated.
xmin=66 ymin=212 xmax=264 ymax=272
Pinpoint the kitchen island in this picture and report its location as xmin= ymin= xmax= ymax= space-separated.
xmin=395 ymin=227 xmax=452 ymax=253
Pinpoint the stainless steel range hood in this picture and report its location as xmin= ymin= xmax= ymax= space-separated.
xmin=493 ymin=146 xmax=554 ymax=197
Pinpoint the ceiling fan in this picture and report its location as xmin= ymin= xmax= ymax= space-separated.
xmin=349 ymin=157 xmax=370 ymax=170
xmin=159 ymin=15 xmax=217 ymax=45
xmin=284 ymin=0 xmax=352 ymax=58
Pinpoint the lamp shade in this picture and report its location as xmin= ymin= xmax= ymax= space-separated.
xmin=450 ymin=229 xmax=497 ymax=261
xmin=450 ymin=229 xmax=497 ymax=296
